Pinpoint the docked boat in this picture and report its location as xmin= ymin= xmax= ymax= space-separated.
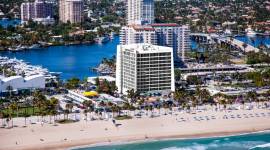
xmin=28 ymin=44 xmax=41 ymax=49
xmin=224 ymin=29 xmax=232 ymax=36
xmin=8 ymin=45 xmax=25 ymax=52
xmin=110 ymin=32 xmax=115 ymax=40
xmin=245 ymin=27 xmax=256 ymax=37
xmin=95 ymin=36 xmax=110 ymax=44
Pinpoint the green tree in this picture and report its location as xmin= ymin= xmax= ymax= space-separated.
xmin=66 ymin=78 xmax=80 ymax=89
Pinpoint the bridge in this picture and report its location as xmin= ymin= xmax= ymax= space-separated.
xmin=190 ymin=33 xmax=262 ymax=54
xmin=216 ymin=37 xmax=260 ymax=53
xmin=179 ymin=64 xmax=255 ymax=80
xmin=190 ymin=33 xmax=213 ymax=43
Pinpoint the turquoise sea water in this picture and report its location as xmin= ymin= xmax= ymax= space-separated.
xmin=75 ymin=132 xmax=270 ymax=150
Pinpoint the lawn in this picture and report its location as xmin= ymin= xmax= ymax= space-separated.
xmin=1 ymin=107 xmax=43 ymax=117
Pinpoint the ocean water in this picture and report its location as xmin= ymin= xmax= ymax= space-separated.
xmin=0 ymin=37 xmax=119 ymax=80
xmin=76 ymin=132 xmax=270 ymax=150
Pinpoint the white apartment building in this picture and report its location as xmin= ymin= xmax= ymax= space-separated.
xmin=116 ymin=44 xmax=175 ymax=94
xmin=120 ymin=24 xmax=191 ymax=61
xmin=21 ymin=0 xmax=54 ymax=24
xmin=127 ymin=0 xmax=154 ymax=25
xmin=120 ymin=25 xmax=157 ymax=45
xmin=152 ymin=24 xmax=191 ymax=61
xmin=59 ymin=0 xmax=83 ymax=24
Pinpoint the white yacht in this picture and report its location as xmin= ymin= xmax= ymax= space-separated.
xmin=245 ymin=27 xmax=256 ymax=37
xmin=224 ymin=29 xmax=232 ymax=36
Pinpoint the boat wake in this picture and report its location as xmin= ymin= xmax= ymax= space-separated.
xmin=249 ymin=143 xmax=270 ymax=149
xmin=161 ymin=145 xmax=207 ymax=150
xmin=160 ymin=141 xmax=266 ymax=150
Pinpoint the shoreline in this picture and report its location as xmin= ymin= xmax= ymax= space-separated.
xmin=12 ymin=129 xmax=270 ymax=150
xmin=1 ymin=107 xmax=270 ymax=150
xmin=0 ymin=35 xmax=119 ymax=52
xmin=69 ymin=129 xmax=270 ymax=150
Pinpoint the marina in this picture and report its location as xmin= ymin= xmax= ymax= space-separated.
xmin=0 ymin=36 xmax=119 ymax=79
xmin=0 ymin=56 xmax=59 ymax=80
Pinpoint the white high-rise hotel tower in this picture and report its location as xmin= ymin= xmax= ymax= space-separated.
xmin=127 ymin=0 xmax=155 ymax=25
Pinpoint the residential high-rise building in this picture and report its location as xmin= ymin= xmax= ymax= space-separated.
xmin=120 ymin=24 xmax=191 ymax=61
xmin=21 ymin=2 xmax=35 ymax=22
xmin=35 ymin=0 xmax=53 ymax=18
xmin=116 ymin=44 xmax=175 ymax=94
xmin=120 ymin=25 xmax=157 ymax=45
xmin=152 ymin=24 xmax=191 ymax=61
xmin=59 ymin=0 xmax=83 ymax=24
xmin=21 ymin=0 xmax=53 ymax=24
xmin=127 ymin=0 xmax=154 ymax=25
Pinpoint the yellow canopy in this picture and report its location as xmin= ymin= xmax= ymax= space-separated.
xmin=83 ymin=91 xmax=98 ymax=97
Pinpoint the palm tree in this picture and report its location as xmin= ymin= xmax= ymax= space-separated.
xmin=174 ymin=90 xmax=186 ymax=105
xmin=213 ymin=93 xmax=224 ymax=109
xmin=22 ymin=98 xmax=31 ymax=127
xmin=33 ymin=91 xmax=46 ymax=116
xmin=8 ymin=102 xmax=17 ymax=128
xmin=0 ymin=111 xmax=4 ymax=127
xmin=127 ymin=89 xmax=136 ymax=100
xmin=174 ymin=69 xmax=182 ymax=81
xmin=196 ymin=88 xmax=211 ymax=104
xmin=162 ymin=102 xmax=169 ymax=115
xmin=191 ymin=96 xmax=198 ymax=110
xmin=6 ymin=85 xmax=13 ymax=98
xmin=247 ymin=91 xmax=257 ymax=106
xmin=48 ymin=97 xmax=59 ymax=124
xmin=122 ymin=102 xmax=131 ymax=116
xmin=65 ymin=103 xmax=73 ymax=120
xmin=242 ymin=43 xmax=248 ymax=53
xmin=149 ymin=105 xmax=154 ymax=117
xmin=111 ymin=104 xmax=120 ymax=118
xmin=82 ymin=100 xmax=93 ymax=121
xmin=219 ymin=99 xmax=227 ymax=111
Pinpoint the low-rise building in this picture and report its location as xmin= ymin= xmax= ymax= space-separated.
xmin=0 ymin=75 xmax=45 ymax=93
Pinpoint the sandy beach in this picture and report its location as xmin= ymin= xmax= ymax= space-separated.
xmin=1 ymin=106 xmax=270 ymax=150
